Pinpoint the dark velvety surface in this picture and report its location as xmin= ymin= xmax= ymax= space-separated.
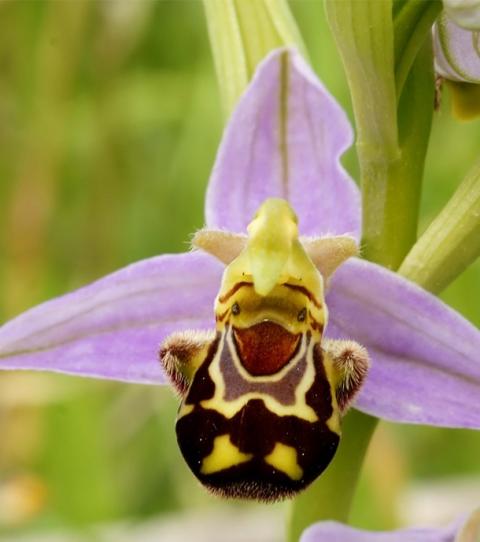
xmin=177 ymin=333 xmax=339 ymax=501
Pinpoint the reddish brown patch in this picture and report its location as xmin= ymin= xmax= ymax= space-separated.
xmin=233 ymin=322 xmax=300 ymax=376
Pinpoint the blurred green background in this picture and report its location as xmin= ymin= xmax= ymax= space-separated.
xmin=0 ymin=1 xmax=478 ymax=540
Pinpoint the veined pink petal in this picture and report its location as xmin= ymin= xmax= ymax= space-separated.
xmin=434 ymin=13 xmax=480 ymax=83
xmin=206 ymin=48 xmax=361 ymax=239
xmin=300 ymin=510 xmax=478 ymax=542
xmin=0 ymin=252 xmax=221 ymax=384
xmin=326 ymin=258 xmax=480 ymax=428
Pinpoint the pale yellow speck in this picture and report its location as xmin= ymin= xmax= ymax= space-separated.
xmin=200 ymin=434 xmax=253 ymax=475
xmin=177 ymin=403 xmax=194 ymax=419
xmin=326 ymin=410 xmax=341 ymax=435
xmin=264 ymin=443 xmax=303 ymax=481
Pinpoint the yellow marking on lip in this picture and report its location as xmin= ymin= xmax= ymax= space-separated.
xmin=265 ymin=443 xmax=303 ymax=481
xmin=200 ymin=434 xmax=253 ymax=475
xmin=321 ymin=349 xmax=342 ymax=436
xmin=200 ymin=330 xmax=319 ymax=422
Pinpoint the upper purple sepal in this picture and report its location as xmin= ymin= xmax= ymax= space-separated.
xmin=205 ymin=48 xmax=361 ymax=239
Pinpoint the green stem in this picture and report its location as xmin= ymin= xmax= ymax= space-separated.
xmin=362 ymin=37 xmax=435 ymax=268
xmin=325 ymin=0 xmax=399 ymax=156
xmin=326 ymin=0 xmax=401 ymax=269
xmin=287 ymin=411 xmax=377 ymax=542
xmin=326 ymin=0 xmax=435 ymax=270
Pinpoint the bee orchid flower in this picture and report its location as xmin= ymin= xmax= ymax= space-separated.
xmin=0 ymin=49 xmax=479 ymax=496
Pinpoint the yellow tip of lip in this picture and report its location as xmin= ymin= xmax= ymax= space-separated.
xmin=200 ymin=434 xmax=253 ymax=475
xmin=265 ymin=443 xmax=303 ymax=480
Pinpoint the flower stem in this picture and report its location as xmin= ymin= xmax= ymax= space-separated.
xmin=362 ymin=37 xmax=435 ymax=269
xmin=287 ymin=411 xmax=377 ymax=542
xmin=326 ymin=0 xmax=435 ymax=270
xmin=326 ymin=0 xmax=400 ymax=269
xmin=399 ymin=158 xmax=480 ymax=293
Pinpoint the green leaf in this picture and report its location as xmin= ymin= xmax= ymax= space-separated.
xmin=393 ymin=0 xmax=442 ymax=94
xmin=203 ymin=0 xmax=307 ymax=116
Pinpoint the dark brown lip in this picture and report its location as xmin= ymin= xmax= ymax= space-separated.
xmin=233 ymin=321 xmax=300 ymax=376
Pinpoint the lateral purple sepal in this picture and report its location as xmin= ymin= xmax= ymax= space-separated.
xmin=326 ymin=258 xmax=480 ymax=428
xmin=0 ymin=252 xmax=222 ymax=384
